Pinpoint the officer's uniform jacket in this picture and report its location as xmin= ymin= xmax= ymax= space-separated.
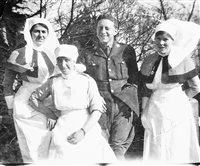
xmin=78 ymin=41 xmax=139 ymax=116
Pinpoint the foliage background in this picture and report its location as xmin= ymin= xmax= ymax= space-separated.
xmin=0 ymin=0 xmax=199 ymax=163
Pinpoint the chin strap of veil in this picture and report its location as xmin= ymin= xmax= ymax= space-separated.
xmin=153 ymin=19 xmax=200 ymax=68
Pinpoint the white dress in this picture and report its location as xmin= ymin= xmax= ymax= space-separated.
xmin=141 ymin=58 xmax=200 ymax=163
xmin=37 ymin=73 xmax=117 ymax=164
xmin=13 ymin=52 xmax=52 ymax=162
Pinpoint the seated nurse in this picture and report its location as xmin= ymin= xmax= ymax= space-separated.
xmin=29 ymin=44 xmax=117 ymax=163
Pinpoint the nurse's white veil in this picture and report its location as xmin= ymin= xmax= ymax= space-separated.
xmin=153 ymin=19 xmax=200 ymax=68
xmin=23 ymin=17 xmax=59 ymax=65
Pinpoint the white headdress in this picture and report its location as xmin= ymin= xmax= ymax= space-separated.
xmin=55 ymin=44 xmax=86 ymax=72
xmin=23 ymin=17 xmax=59 ymax=65
xmin=55 ymin=44 xmax=79 ymax=62
xmin=154 ymin=19 xmax=200 ymax=68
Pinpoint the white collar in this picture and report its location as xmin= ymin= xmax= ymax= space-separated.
xmin=61 ymin=71 xmax=77 ymax=80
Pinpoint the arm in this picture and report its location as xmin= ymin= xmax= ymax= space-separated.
xmin=67 ymin=110 xmax=102 ymax=145
xmin=182 ymin=57 xmax=200 ymax=100
xmin=82 ymin=76 xmax=106 ymax=132
xmin=3 ymin=68 xmax=18 ymax=115
xmin=67 ymin=76 xmax=105 ymax=144
xmin=141 ymin=83 xmax=152 ymax=110
xmin=142 ymin=97 xmax=149 ymax=110
xmin=184 ymin=75 xmax=200 ymax=101
xmin=124 ymin=45 xmax=139 ymax=86
xmin=29 ymin=79 xmax=57 ymax=120
xmin=139 ymin=71 xmax=152 ymax=111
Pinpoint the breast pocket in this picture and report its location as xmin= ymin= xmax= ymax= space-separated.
xmin=88 ymin=62 xmax=99 ymax=78
xmin=114 ymin=59 xmax=128 ymax=79
xmin=120 ymin=60 xmax=128 ymax=78
xmin=88 ymin=59 xmax=108 ymax=81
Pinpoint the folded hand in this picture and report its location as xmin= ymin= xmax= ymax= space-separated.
xmin=67 ymin=129 xmax=85 ymax=144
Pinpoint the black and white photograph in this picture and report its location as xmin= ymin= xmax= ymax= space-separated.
xmin=0 ymin=0 xmax=199 ymax=165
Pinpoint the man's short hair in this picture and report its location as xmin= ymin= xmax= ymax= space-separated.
xmin=96 ymin=14 xmax=118 ymax=28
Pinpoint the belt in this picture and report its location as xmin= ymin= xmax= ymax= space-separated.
xmin=97 ymin=81 xmax=110 ymax=91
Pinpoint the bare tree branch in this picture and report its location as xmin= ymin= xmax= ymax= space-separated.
xmin=60 ymin=0 xmax=76 ymax=43
xmin=40 ymin=0 xmax=42 ymax=17
xmin=188 ymin=0 xmax=196 ymax=21
xmin=159 ymin=0 xmax=167 ymax=20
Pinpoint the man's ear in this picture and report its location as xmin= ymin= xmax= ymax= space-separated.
xmin=114 ymin=28 xmax=118 ymax=36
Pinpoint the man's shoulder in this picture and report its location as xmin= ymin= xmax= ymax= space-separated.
xmin=78 ymin=46 xmax=95 ymax=60
xmin=114 ymin=42 xmax=135 ymax=53
xmin=115 ymin=41 xmax=130 ymax=47
xmin=116 ymin=42 xmax=127 ymax=46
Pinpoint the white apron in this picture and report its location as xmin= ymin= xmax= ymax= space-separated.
xmin=49 ymin=110 xmax=117 ymax=164
xmin=13 ymin=54 xmax=52 ymax=162
xmin=47 ymin=74 xmax=117 ymax=164
xmin=142 ymin=59 xmax=200 ymax=163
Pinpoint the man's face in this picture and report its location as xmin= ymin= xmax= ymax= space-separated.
xmin=96 ymin=19 xmax=117 ymax=45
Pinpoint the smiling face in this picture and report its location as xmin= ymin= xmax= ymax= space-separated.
xmin=30 ymin=24 xmax=49 ymax=47
xmin=96 ymin=19 xmax=117 ymax=46
xmin=154 ymin=31 xmax=174 ymax=56
xmin=57 ymin=57 xmax=75 ymax=75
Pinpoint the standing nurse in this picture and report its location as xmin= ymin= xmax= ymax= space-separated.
xmin=140 ymin=19 xmax=200 ymax=163
xmin=3 ymin=18 xmax=59 ymax=162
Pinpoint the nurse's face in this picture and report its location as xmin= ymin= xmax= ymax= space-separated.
xmin=57 ymin=57 xmax=75 ymax=75
xmin=96 ymin=19 xmax=117 ymax=46
xmin=154 ymin=32 xmax=174 ymax=56
xmin=31 ymin=24 xmax=49 ymax=47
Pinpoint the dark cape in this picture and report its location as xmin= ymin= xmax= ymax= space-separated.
xmin=140 ymin=52 xmax=198 ymax=84
xmin=4 ymin=46 xmax=54 ymax=82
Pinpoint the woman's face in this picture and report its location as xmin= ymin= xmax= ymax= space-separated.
xmin=31 ymin=24 xmax=49 ymax=47
xmin=57 ymin=57 xmax=75 ymax=75
xmin=154 ymin=33 xmax=174 ymax=56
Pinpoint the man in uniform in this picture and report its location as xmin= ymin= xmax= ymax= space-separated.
xmin=78 ymin=14 xmax=139 ymax=160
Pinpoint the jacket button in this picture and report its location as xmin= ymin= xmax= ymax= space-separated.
xmin=109 ymin=78 xmax=112 ymax=82
xmin=108 ymin=68 xmax=111 ymax=72
xmin=111 ymin=89 xmax=114 ymax=93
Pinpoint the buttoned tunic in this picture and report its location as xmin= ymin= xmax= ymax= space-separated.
xmin=79 ymin=41 xmax=139 ymax=116
xmin=78 ymin=41 xmax=139 ymax=157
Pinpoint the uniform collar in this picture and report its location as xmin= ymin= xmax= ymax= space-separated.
xmin=93 ymin=41 xmax=117 ymax=58
xmin=61 ymin=71 xmax=77 ymax=80
xmin=99 ymin=41 xmax=113 ymax=50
